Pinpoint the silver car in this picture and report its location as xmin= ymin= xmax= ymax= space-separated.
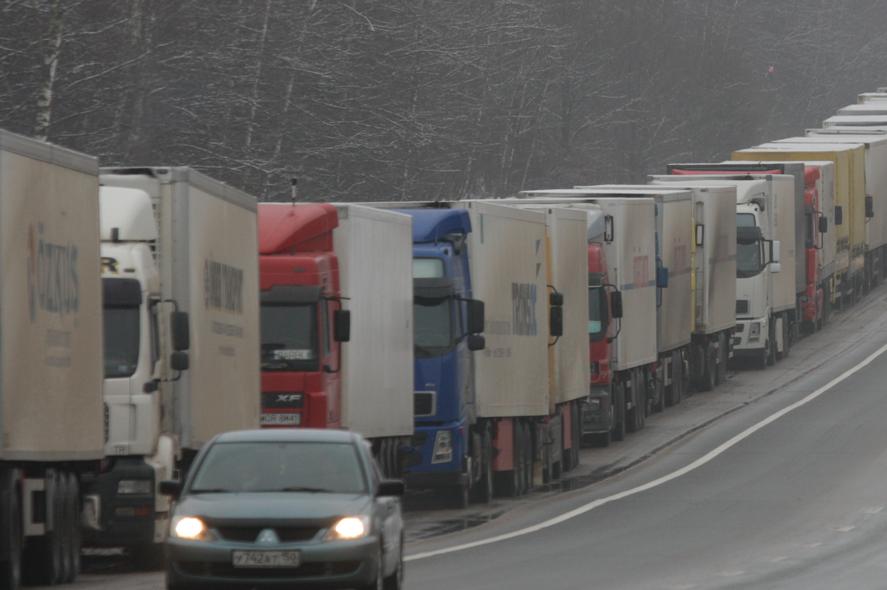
xmin=161 ymin=428 xmax=405 ymax=589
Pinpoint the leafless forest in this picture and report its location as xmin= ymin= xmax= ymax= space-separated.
xmin=2 ymin=0 xmax=886 ymax=201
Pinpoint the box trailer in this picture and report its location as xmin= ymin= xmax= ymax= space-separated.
xmin=0 ymin=129 xmax=103 ymax=588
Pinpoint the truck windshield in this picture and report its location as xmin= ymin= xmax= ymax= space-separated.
xmin=588 ymin=286 xmax=608 ymax=341
xmin=736 ymin=213 xmax=763 ymax=278
xmin=261 ymin=304 xmax=319 ymax=371
xmin=104 ymin=306 xmax=140 ymax=378
xmin=414 ymin=298 xmax=454 ymax=357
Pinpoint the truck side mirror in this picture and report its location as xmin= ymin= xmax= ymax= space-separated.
xmin=467 ymin=334 xmax=485 ymax=351
xmin=695 ymin=224 xmax=705 ymax=247
xmin=333 ymin=309 xmax=351 ymax=343
xmin=866 ymin=195 xmax=875 ymax=219
xmin=549 ymin=306 xmax=564 ymax=338
xmin=171 ymin=311 xmax=190 ymax=352
xmin=604 ymin=215 xmax=614 ymax=243
xmin=609 ymin=291 xmax=623 ymax=319
xmin=656 ymin=266 xmax=669 ymax=289
xmin=170 ymin=351 xmax=189 ymax=372
xmin=818 ymin=216 xmax=828 ymax=234
xmin=466 ymin=299 xmax=485 ymax=334
xmin=834 ymin=206 xmax=843 ymax=225
xmin=159 ymin=480 xmax=181 ymax=498
xmin=549 ymin=291 xmax=564 ymax=307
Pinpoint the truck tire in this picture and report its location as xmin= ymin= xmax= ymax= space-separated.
xmin=699 ymin=347 xmax=716 ymax=392
xmin=627 ymin=370 xmax=646 ymax=433
xmin=612 ymin=383 xmax=626 ymax=442
xmin=0 ymin=470 xmax=22 ymax=590
xmin=65 ymin=472 xmax=81 ymax=582
xmin=56 ymin=472 xmax=73 ymax=584
xmin=767 ymin=324 xmax=777 ymax=366
xmin=23 ymin=470 xmax=63 ymax=585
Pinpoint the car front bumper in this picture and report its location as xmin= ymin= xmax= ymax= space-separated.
xmin=166 ymin=535 xmax=380 ymax=588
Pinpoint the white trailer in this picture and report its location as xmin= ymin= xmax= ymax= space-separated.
xmin=858 ymin=92 xmax=887 ymax=103
xmin=0 ymin=130 xmax=103 ymax=588
xmin=517 ymin=192 xmax=658 ymax=435
xmin=86 ymin=167 xmax=260 ymax=563
xmin=837 ymin=103 xmax=887 ymax=116
xmin=492 ymin=202 xmax=590 ymax=473
xmin=332 ymin=205 xmax=414 ymax=442
xmin=823 ymin=115 xmax=887 ymax=128
xmin=575 ymin=187 xmax=695 ymax=402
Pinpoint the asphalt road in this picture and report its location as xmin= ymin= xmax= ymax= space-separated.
xmin=406 ymin=306 xmax=887 ymax=589
xmin=39 ymin=289 xmax=887 ymax=589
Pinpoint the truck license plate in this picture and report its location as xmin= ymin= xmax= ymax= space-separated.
xmin=232 ymin=550 xmax=301 ymax=568
xmin=260 ymin=413 xmax=300 ymax=426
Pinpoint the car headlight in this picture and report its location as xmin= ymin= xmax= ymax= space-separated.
xmin=171 ymin=516 xmax=207 ymax=540
xmin=117 ymin=479 xmax=152 ymax=495
xmin=431 ymin=430 xmax=453 ymax=464
xmin=325 ymin=515 xmax=370 ymax=541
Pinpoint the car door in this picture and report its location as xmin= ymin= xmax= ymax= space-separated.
xmin=369 ymin=452 xmax=403 ymax=573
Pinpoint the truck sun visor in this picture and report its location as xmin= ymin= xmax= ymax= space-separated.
xmin=102 ymin=277 xmax=142 ymax=307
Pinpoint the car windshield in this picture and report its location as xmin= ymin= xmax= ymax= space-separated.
xmin=104 ymin=306 xmax=140 ymax=378
xmin=261 ymin=304 xmax=318 ymax=371
xmin=588 ymin=286 xmax=606 ymax=341
xmin=736 ymin=213 xmax=763 ymax=278
xmin=189 ymin=441 xmax=367 ymax=494
xmin=414 ymin=298 xmax=454 ymax=357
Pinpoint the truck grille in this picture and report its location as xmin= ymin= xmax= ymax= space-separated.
xmin=736 ymin=299 xmax=749 ymax=314
xmin=414 ymin=391 xmax=435 ymax=417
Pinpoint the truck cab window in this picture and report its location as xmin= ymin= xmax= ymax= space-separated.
xmin=261 ymin=303 xmax=319 ymax=371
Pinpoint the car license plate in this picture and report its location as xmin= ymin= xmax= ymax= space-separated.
xmin=260 ymin=413 xmax=300 ymax=426
xmin=232 ymin=550 xmax=301 ymax=568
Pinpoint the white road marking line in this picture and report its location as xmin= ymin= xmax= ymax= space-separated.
xmin=405 ymin=341 xmax=887 ymax=562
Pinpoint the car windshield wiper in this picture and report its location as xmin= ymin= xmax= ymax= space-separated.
xmin=277 ymin=486 xmax=336 ymax=493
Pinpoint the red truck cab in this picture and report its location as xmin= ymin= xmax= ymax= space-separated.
xmin=258 ymin=203 xmax=349 ymax=429
xmin=802 ymin=166 xmax=826 ymax=327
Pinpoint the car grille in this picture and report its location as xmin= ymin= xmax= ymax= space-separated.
xmin=736 ymin=299 xmax=749 ymax=314
xmin=414 ymin=391 xmax=435 ymax=417
xmin=215 ymin=526 xmax=321 ymax=543
xmin=177 ymin=560 xmax=361 ymax=579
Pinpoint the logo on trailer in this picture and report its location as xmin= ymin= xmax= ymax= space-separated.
xmin=512 ymin=282 xmax=538 ymax=336
xmin=204 ymin=259 xmax=244 ymax=313
xmin=27 ymin=223 xmax=80 ymax=322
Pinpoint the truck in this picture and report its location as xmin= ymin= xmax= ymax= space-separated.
xmin=258 ymin=203 xmax=414 ymax=479
xmin=586 ymin=185 xmax=737 ymax=391
xmin=666 ymin=161 xmax=836 ymax=332
xmin=84 ymin=167 xmax=261 ymax=565
xmin=800 ymin=130 xmax=887 ymax=289
xmin=823 ymin=115 xmax=887 ymax=129
xmin=651 ymin=175 xmax=795 ymax=367
xmin=857 ymin=92 xmax=887 ymax=103
xmin=515 ymin=192 xmax=659 ymax=439
xmin=733 ymin=143 xmax=867 ymax=308
xmin=0 ymin=129 xmax=103 ymax=589
xmin=836 ymin=103 xmax=887 ymax=117
xmin=369 ymin=200 xmax=570 ymax=505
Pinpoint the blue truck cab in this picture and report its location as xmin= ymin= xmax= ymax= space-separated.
xmin=394 ymin=208 xmax=486 ymax=501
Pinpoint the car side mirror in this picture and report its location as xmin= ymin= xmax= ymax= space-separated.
xmin=467 ymin=334 xmax=485 ymax=351
xmin=834 ymin=205 xmax=843 ymax=226
xmin=609 ymin=291 xmax=623 ymax=319
xmin=171 ymin=311 xmax=190 ymax=352
xmin=159 ymin=480 xmax=181 ymax=498
xmin=334 ymin=309 xmax=351 ymax=343
xmin=466 ymin=299 xmax=485 ymax=334
xmin=377 ymin=479 xmax=405 ymax=497
xmin=818 ymin=216 xmax=828 ymax=234
xmin=171 ymin=351 xmax=189 ymax=372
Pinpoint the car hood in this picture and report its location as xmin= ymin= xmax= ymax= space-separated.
xmin=176 ymin=492 xmax=373 ymax=523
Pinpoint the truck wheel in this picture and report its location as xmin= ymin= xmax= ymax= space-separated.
xmin=612 ymin=384 xmax=626 ymax=442
xmin=56 ymin=472 xmax=73 ymax=584
xmin=653 ymin=371 xmax=665 ymax=414
xmin=699 ymin=348 xmax=716 ymax=392
xmin=23 ymin=470 xmax=63 ymax=585
xmin=0 ymin=471 xmax=22 ymax=590
xmin=767 ymin=325 xmax=777 ymax=366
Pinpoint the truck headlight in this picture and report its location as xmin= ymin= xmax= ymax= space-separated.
xmin=117 ymin=479 xmax=152 ymax=495
xmin=749 ymin=322 xmax=761 ymax=341
xmin=325 ymin=515 xmax=370 ymax=541
xmin=431 ymin=430 xmax=453 ymax=464
xmin=171 ymin=516 xmax=207 ymax=540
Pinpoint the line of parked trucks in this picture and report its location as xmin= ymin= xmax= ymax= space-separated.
xmin=3 ymin=86 xmax=887 ymax=587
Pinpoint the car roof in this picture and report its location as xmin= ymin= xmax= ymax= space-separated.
xmin=212 ymin=428 xmax=361 ymax=444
